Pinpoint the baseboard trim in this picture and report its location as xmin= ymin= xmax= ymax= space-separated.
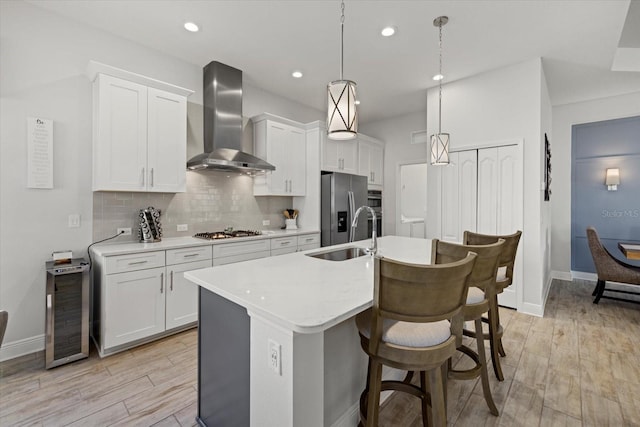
xmin=551 ymin=270 xmax=573 ymax=281
xmin=331 ymin=401 xmax=359 ymax=427
xmin=571 ymin=271 xmax=597 ymax=281
xmin=0 ymin=334 xmax=44 ymax=362
xmin=520 ymin=302 xmax=544 ymax=317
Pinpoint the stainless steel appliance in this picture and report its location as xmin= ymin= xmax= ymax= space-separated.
xmin=367 ymin=189 xmax=383 ymax=238
xmin=321 ymin=172 xmax=368 ymax=247
xmin=45 ymin=258 xmax=89 ymax=369
xmin=194 ymin=229 xmax=262 ymax=240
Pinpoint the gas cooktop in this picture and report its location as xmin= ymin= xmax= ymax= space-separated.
xmin=194 ymin=230 xmax=262 ymax=240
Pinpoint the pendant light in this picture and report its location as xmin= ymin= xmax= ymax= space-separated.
xmin=327 ymin=0 xmax=357 ymax=140
xmin=430 ymin=16 xmax=449 ymax=165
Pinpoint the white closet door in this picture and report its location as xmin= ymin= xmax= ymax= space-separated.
xmin=478 ymin=145 xmax=523 ymax=309
xmin=441 ymin=152 xmax=460 ymax=242
xmin=477 ymin=148 xmax=498 ymax=234
xmin=458 ymin=150 xmax=478 ymax=240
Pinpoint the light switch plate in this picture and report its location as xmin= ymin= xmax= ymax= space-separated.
xmin=268 ymin=339 xmax=281 ymax=375
xmin=68 ymin=214 xmax=80 ymax=228
xmin=177 ymin=224 xmax=188 ymax=232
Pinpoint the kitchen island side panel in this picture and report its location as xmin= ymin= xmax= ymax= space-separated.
xmin=198 ymin=287 xmax=250 ymax=427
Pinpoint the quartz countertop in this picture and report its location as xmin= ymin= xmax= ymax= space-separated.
xmin=90 ymin=229 xmax=320 ymax=257
xmin=185 ymin=235 xmax=432 ymax=334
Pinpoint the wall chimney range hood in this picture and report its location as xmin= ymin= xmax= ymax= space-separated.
xmin=187 ymin=61 xmax=275 ymax=173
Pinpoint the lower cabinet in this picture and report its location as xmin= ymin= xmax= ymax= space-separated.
xmin=103 ymin=266 xmax=166 ymax=349
xmin=93 ymin=233 xmax=320 ymax=356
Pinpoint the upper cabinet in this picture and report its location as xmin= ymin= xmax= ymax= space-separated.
xmin=321 ymin=132 xmax=358 ymax=174
xmin=253 ymin=114 xmax=306 ymax=196
xmin=88 ymin=61 xmax=193 ymax=192
xmin=357 ymin=135 xmax=384 ymax=189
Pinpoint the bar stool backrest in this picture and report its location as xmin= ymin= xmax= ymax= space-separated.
xmin=463 ymin=230 xmax=522 ymax=285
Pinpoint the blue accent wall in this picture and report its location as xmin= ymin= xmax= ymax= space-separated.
xmin=571 ymin=115 xmax=640 ymax=272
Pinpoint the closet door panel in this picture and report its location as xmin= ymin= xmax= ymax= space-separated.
xmin=477 ymin=148 xmax=498 ymax=235
xmin=441 ymin=152 xmax=460 ymax=242
xmin=458 ymin=150 xmax=478 ymax=238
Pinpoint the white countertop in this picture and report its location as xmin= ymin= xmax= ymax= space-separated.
xmin=185 ymin=235 xmax=432 ymax=334
xmin=90 ymin=229 xmax=320 ymax=257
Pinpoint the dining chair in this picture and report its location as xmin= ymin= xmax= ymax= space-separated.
xmin=463 ymin=230 xmax=522 ymax=381
xmin=586 ymin=226 xmax=640 ymax=304
xmin=0 ymin=311 xmax=8 ymax=348
xmin=356 ymin=252 xmax=477 ymax=427
xmin=431 ymin=238 xmax=505 ymax=416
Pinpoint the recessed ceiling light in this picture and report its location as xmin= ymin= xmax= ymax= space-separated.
xmin=184 ymin=22 xmax=199 ymax=32
xmin=292 ymin=71 xmax=303 ymax=78
xmin=381 ymin=26 xmax=396 ymax=37
xmin=432 ymin=74 xmax=444 ymax=81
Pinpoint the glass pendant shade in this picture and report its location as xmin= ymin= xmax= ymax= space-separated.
xmin=327 ymin=79 xmax=358 ymax=140
xmin=430 ymin=132 xmax=450 ymax=165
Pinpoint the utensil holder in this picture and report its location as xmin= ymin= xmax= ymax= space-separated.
xmin=285 ymin=218 xmax=297 ymax=230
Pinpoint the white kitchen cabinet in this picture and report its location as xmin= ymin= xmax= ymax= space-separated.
xmin=270 ymin=236 xmax=297 ymax=256
xmin=321 ymin=132 xmax=358 ymax=174
xmin=357 ymin=135 xmax=384 ymax=189
xmin=296 ymin=233 xmax=321 ymax=251
xmin=103 ymin=266 xmax=166 ymax=349
xmin=213 ymin=239 xmax=271 ymax=265
xmin=165 ymin=259 xmax=211 ymax=330
xmin=253 ymin=114 xmax=306 ymax=196
xmin=90 ymin=67 xmax=192 ymax=192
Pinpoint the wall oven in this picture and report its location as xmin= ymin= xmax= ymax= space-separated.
xmin=367 ymin=190 xmax=383 ymax=237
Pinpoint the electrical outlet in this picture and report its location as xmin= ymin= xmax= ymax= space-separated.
xmin=177 ymin=224 xmax=188 ymax=232
xmin=268 ymin=339 xmax=281 ymax=375
xmin=68 ymin=214 xmax=80 ymax=228
xmin=262 ymin=220 xmax=270 ymax=226
xmin=117 ymin=227 xmax=132 ymax=236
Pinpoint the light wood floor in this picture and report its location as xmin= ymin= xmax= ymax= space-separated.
xmin=1 ymin=279 xmax=639 ymax=426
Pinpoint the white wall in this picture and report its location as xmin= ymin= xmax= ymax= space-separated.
xmin=551 ymin=91 xmax=640 ymax=278
xmin=425 ymin=59 xmax=547 ymax=314
xmin=0 ymin=1 xmax=322 ymax=360
xmin=540 ymin=64 xmax=553 ymax=302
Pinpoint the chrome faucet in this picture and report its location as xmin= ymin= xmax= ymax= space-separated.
xmin=350 ymin=206 xmax=377 ymax=255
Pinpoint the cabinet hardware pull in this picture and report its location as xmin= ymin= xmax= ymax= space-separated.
xmin=141 ymin=167 xmax=145 ymax=186
xmin=183 ymin=253 xmax=199 ymax=258
xmin=170 ymin=271 xmax=174 ymax=291
xmin=128 ymin=260 xmax=148 ymax=265
xmin=281 ymin=241 xmax=290 ymax=245
xmin=46 ymin=294 xmax=53 ymax=344
xmin=150 ymin=168 xmax=154 ymax=187
xmin=160 ymin=272 xmax=164 ymax=293
xmin=306 ymin=238 xmax=314 ymax=242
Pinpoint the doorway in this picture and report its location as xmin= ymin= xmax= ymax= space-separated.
xmin=397 ymin=162 xmax=428 ymax=238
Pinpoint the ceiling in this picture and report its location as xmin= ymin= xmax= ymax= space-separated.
xmin=27 ymin=0 xmax=640 ymax=123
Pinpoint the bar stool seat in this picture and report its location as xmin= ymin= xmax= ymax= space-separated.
xmin=356 ymin=252 xmax=477 ymax=427
xmin=463 ymin=230 xmax=522 ymax=381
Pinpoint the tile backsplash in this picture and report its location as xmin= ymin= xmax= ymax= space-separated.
xmin=93 ymin=171 xmax=292 ymax=242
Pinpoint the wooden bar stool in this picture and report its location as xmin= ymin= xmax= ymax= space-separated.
xmin=431 ymin=238 xmax=505 ymax=416
xmin=356 ymin=252 xmax=477 ymax=427
xmin=463 ymin=230 xmax=522 ymax=381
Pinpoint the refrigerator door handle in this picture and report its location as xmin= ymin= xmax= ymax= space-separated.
xmin=348 ymin=190 xmax=355 ymax=242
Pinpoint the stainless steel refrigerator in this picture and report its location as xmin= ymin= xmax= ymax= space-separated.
xmin=321 ymin=172 xmax=369 ymax=247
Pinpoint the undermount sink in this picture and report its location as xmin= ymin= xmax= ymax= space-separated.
xmin=306 ymin=246 xmax=369 ymax=261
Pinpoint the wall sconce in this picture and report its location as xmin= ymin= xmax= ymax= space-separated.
xmin=605 ymin=168 xmax=620 ymax=191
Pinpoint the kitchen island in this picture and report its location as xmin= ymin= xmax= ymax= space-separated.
xmin=185 ymin=235 xmax=431 ymax=427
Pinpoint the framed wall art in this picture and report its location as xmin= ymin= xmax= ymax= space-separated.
xmin=544 ymin=133 xmax=551 ymax=201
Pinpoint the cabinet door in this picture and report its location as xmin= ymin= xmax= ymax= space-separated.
xmin=288 ymin=127 xmax=306 ymax=195
xmin=321 ymin=135 xmax=340 ymax=172
xmin=477 ymin=148 xmax=499 ymax=235
xmin=358 ymin=143 xmax=372 ymax=182
xmin=147 ymin=88 xmax=187 ymax=192
xmin=266 ymin=122 xmax=289 ymax=194
xmin=369 ymin=143 xmax=384 ymax=186
xmin=104 ymin=267 xmax=165 ymax=348
xmin=93 ymin=74 xmax=148 ymax=191
xmin=339 ymin=140 xmax=359 ymax=174
xmin=166 ymin=259 xmax=211 ymax=330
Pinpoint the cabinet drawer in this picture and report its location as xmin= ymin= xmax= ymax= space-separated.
xmin=213 ymin=250 xmax=271 ymax=266
xmin=166 ymin=245 xmax=212 ymax=265
xmin=297 ymin=234 xmax=320 ymax=247
xmin=271 ymin=246 xmax=297 ymax=257
xmin=105 ymin=251 xmax=165 ymax=274
xmin=271 ymin=236 xmax=296 ymax=251
xmin=213 ymin=239 xmax=271 ymax=258
xmin=297 ymin=242 xmax=321 ymax=252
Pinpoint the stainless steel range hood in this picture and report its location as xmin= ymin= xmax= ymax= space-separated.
xmin=187 ymin=61 xmax=275 ymax=173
